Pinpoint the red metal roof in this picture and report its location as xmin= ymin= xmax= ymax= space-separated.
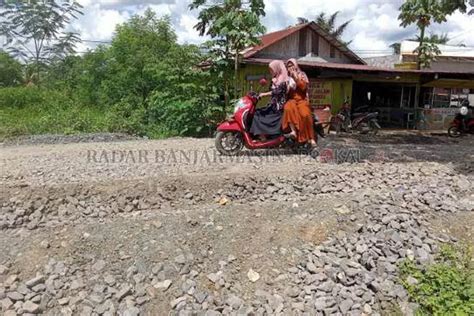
xmin=243 ymin=22 xmax=366 ymax=65
xmin=242 ymin=24 xmax=308 ymax=59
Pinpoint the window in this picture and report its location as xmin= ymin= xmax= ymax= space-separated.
xmin=330 ymin=46 xmax=336 ymax=58
xmin=423 ymin=87 xmax=470 ymax=108
xmin=401 ymin=86 xmax=416 ymax=108
xmin=311 ymin=33 xmax=319 ymax=56
xmin=299 ymin=29 xmax=308 ymax=56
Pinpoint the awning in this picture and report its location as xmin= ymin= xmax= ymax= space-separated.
xmin=423 ymin=79 xmax=474 ymax=89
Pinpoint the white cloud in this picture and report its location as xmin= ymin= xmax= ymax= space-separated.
xmin=5 ymin=0 xmax=473 ymax=55
xmin=176 ymin=14 xmax=205 ymax=44
xmin=73 ymin=5 xmax=130 ymax=41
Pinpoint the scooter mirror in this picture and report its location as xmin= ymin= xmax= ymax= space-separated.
xmin=259 ymin=78 xmax=268 ymax=86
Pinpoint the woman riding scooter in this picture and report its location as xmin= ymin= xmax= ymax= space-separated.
xmin=250 ymin=60 xmax=289 ymax=141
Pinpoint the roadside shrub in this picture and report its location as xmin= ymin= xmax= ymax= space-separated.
xmin=0 ymin=87 xmax=46 ymax=108
xmin=147 ymin=90 xmax=223 ymax=138
xmin=105 ymin=97 xmax=147 ymax=136
xmin=399 ymin=244 xmax=474 ymax=315
xmin=0 ymin=98 xmax=109 ymax=139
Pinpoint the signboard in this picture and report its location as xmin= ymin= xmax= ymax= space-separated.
xmin=309 ymin=80 xmax=332 ymax=109
xmin=420 ymin=108 xmax=458 ymax=130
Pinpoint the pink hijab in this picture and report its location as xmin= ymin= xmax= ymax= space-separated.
xmin=287 ymin=58 xmax=309 ymax=84
xmin=269 ymin=60 xmax=289 ymax=86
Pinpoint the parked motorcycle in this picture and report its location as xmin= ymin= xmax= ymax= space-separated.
xmin=448 ymin=101 xmax=474 ymax=138
xmin=215 ymin=80 xmax=319 ymax=156
xmin=334 ymin=104 xmax=380 ymax=135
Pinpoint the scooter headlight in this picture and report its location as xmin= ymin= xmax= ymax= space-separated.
xmin=234 ymin=99 xmax=246 ymax=114
xmin=460 ymin=106 xmax=468 ymax=116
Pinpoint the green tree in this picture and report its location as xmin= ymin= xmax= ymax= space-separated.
xmin=95 ymin=9 xmax=221 ymax=136
xmin=391 ymin=32 xmax=455 ymax=55
xmin=410 ymin=32 xmax=450 ymax=44
xmin=398 ymin=0 xmax=466 ymax=69
xmin=297 ymin=11 xmax=352 ymax=44
xmin=0 ymin=0 xmax=83 ymax=83
xmin=390 ymin=43 xmax=401 ymax=55
xmin=103 ymin=9 xmax=177 ymax=105
xmin=0 ymin=50 xmax=23 ymax=87
xmin=439 ymin=0 xmax=470 ymax=14
xmin=189 ymin=0 xmax=266 ymax=107
xmin=45 ymin=47 xmax=110 ymax=106
xmin=315 ymin=12 xmax=352 ymax=39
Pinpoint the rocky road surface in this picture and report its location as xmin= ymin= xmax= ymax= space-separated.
xmin=0 ymin=132 xmax=473 ymax=316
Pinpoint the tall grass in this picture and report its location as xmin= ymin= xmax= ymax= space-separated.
xmin=0 ymin=87 xmax=110 ymax=139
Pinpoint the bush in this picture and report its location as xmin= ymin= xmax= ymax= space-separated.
xmin=0 ymin=87 xmax=46 ymax=108
xmin=105 ymin=98 xmax=147 ymax=136
xmin=399 ymin=244 xmax=474 ymax=315
xmin=0 ymin=51 xmax=23 ymax=87
xmin=147 ymin=89 xmax=223 ymax=138
xmin=0 ymin=88 xmax=110 ymax=139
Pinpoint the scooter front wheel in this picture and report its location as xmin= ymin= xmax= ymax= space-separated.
xmin=448 ymin=126 xmax=462 ymax=138
xmin=215 ymin=131 xmax=244 ymax=156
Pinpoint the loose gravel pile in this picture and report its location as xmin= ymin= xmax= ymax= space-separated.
xmin=0 ymin=134 xmax=473 ymax=315
xmin=1 ymin=133 xmax=139 ymax=147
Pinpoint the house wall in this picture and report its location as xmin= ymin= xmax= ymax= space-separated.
xmin=254 ymin=28 xmax=353 ymax=63
xmin=237 ymin=64 xmax=271 ymax=106
xmin=430 ymin=60 xmax=474 ymax=72
xmin=307 ymin=78 xmax=353 ymax=114
xmin=317 ymin=38 xmax=352 ymax=63
xmin=402 ymin=55 xmax=474 ymax=72
xmin=255 ymin=32 xmax=300 ymax=59
xmin=238 ymin=64 xmax=353 ymax=115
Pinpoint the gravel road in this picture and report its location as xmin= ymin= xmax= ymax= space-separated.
xmin=0 ymin=132 xmax=473 ymax=315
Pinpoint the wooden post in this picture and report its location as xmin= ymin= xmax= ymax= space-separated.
xmin=414 ymin=83 xmax=421 ymax=129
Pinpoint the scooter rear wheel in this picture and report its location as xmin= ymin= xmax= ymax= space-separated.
xmin=215 ymin=131 xmax=244 ymax=156
xmin=369 ymin=120 xmax=380 ymax=135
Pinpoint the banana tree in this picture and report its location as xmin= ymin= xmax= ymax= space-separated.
xmin=398 ymin=0 xmax=469 ymax=69
xmin=189 ymin=0 xmax=266 ymax=110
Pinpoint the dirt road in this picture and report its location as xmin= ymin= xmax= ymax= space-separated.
xmin=1 ymin=133 xmax=473 ymax=315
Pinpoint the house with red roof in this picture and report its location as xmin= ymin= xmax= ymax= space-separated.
xmin=238 ymin=22 xmax=474 ymax=130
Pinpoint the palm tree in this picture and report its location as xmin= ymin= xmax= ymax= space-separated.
xmin=391 ymin=33 xmax=452 ymax=55
xmin=297 ymin=17 xmax=309 ymax=24
xmin=410 ymin=33 xmax=450 ymax=44
xmin=297 ymin=11 xmax=352 ymax=40
xmin=390 ymin=43 xmax=401 ymax=54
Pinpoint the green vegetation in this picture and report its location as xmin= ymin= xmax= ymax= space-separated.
xmin=0 ymin=6 xmax=229 ymax=140
xmin=189 ymin=0 xmax=266 ymax=109
xmin=0 ymin=87 xmax=107 ymax=138
xmin=0 ymin=0 xmax=83 ymax=83
xmin=297 ymin=11 xmax=352 ymax=44
xmin=399 ymin=244 xmax=474 ymax=315
xmin=0 ymin=51 xmax=23 ymax=87
xmin=398 ymin=0 xmax=469 ymax=69
xmin=0 ymin=0 xmax=269 ymax=140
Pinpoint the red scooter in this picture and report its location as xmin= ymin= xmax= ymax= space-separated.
xmin=448 ymin=101 xmax=474 ymax=137
xmin=215 ymin=80 xmax=318 ymax=156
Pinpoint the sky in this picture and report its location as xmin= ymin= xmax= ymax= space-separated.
xmin=3 ymin=0 xmax=474 ymax=57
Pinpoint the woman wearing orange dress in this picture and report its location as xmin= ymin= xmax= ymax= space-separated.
xmin=282 ymin=59 xmax=316 ymax=146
